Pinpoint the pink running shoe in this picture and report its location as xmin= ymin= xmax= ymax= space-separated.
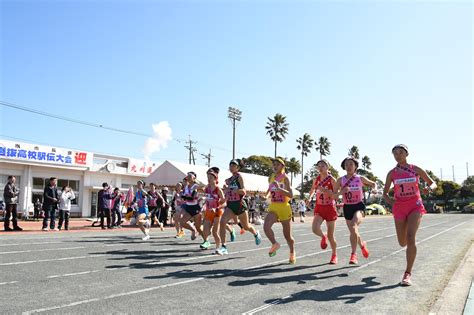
xmin=320 ymin=234 xmax=328 ymax=250
xmin=400 ymin=272 xmax=412 ymax=286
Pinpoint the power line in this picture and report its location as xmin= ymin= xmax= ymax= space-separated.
xmin=1 ymin=100 xmax=151 ymax=137
xmin=1 ymin=100 xmax=254 ymax=157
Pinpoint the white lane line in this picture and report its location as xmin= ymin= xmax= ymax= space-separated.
xmin=18 ymin=219 xmax=457 ymax=313
xmin=0 ymin=246 xmax=87 ymax=255
xmin=0 ymin=216 xmax=393 ymax=244
xmin=0 ymin=241 xmax=64 ymax=248
xmin=22 ymin=278 xmax=204 ymax=314
xmin=0 ymin=281 xmax=19 ymax=285
xmin=3 ymin=220 xmax=445 ymax=280
xmin=0 ymin=255 xmax=107 ymax=266
xmin=47 ymin=270 xmax=101 ymax=279
xmin=242 ymin=220 xmax=468 ymax=315
xmin=347 ymin=221 xmax=468 ymax=274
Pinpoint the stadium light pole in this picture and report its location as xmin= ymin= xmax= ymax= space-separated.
xmin=228 ymin=107 xmax=242 ymax=160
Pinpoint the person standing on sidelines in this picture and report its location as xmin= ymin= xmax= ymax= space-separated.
xmin=298 ymin=198 xmax=307 ymax=223
xmin=333 ymin=157 xmax=377 ymax=265
xmin=42 ymin=177 xmax=59 ymax=231
xmin=98 ymin=183 xmax=114 ymax=230
xmin=383 ymin=144 xmax=436 ymax=286
xmin=111 ymin=187 xmax=124 ymax=228
xmin=308 ymin=159 xmax=338 ymax=264
xmin=264 ymin=157 xmax=296 ymax=264
xmin=3 ymin=176 xmax=22 ymax=231
xmin=58 ymin=185 xmax=75 ymax=231
xmin=217 ymin=159 xmax=262 ymax=255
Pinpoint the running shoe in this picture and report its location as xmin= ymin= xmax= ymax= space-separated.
xmin=230 ymin=229 xmax=236 ymax=242
xmin=191 ymin=230 xmax=197 ymax=240
xmin=361 ymin=241 xmax=370 ymax=258
xmin=268 ymin=242 xmax=281 ymax=257
xmin=160 ymin=222 xmax=164 ymax=232
xmin=200 ymin=240 xmax=210 ymax=250
xmin=216 ymin=246 xmax=228 ymax=256
xmin=240 ymin=228 xmax=245 ymax=235
xmin=289 ymin=253 xmax=296 ymax=264
xmin=142 ymin=234 xmax=150 ymax=241
xmin=400 ymin=272 xmax=412 ymax=286
xmin=329 ymin=254 xmax=338 ymax=265
xmin=349 ymin=253 xmax=358 ymax=265
xmin=320 ymin=234 xmax=328 ymax=250
xmin=255 ymin=231 xmax=262 ymax=245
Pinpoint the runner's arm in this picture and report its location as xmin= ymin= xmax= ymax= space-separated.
xmin=382 ymin=171 xmax=394 ymax=206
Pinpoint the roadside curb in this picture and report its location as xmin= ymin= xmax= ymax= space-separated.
xmin=429 ymin=242 xmax=474 ymax=315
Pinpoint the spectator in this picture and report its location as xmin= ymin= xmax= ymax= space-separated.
xmin=3 ymin=175 xmax=22 ymax=231
xmin=159 ymin=186 xmax=170 ymax=227
xmin=290 ymin=199 xmax=298 ymax=223
xmin=98 ymin=183 xmax=114 ymax=229
xmin=58 ymin=186 xmax=75 ymax=230
xmin=42 ymin=177 xmax=59 ymax=231
xmin=33 ymin=198 xmax=42 ymax=221
xmin=111 ymin=187 xmax=123 ymax=228
xmin=298 ymin=198 xmax=307 ymax=223
xmin=249 ymin=196 xmax=257 ymax=224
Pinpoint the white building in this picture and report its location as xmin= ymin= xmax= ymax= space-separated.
xmin=0 ymin=139 xmax=159 ymax=217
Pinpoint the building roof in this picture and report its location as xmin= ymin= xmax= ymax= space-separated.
xmin=146 ymin=160 xmax=299 ymax=193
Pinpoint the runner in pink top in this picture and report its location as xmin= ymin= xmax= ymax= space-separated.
xmin=383 ymin=144 xmax=436 ymax=286
xmin=332 ymin=157 xmax=377 ymax=265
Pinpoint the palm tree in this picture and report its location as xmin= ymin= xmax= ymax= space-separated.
xmin=348 ymin=145 xmax=360 ymax=160
xmin=265 ymin=113 xmax=289 ymax=158
xmin=296 ymin=133 xmax=314 ymax=197
xmin=286 ymin=157 xmax=301 ymax=186
xmin=315 ymin=136 xmax=331 ymax=160
xmin=362 ymin=155 xmax=372 ymax=170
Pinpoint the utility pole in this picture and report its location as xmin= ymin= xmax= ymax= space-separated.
xmin=228 ymin=107 xmax=242 ymax=160
xmin=452 ymin=165 xmax=455 ymax=182
xmin=184 ymin=135 xmax=197 ymax=165
xmin=201 ymin=149 xmax=213 ymax=167
xmin=467 ymin=162 xmax=469 ymax=178
xmin=440 ymin=168 xmax=443 ymax=180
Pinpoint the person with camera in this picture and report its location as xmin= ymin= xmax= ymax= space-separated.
xmin=111 ymin=187 xmax=124 ymax=228
xmin=3 ymin=175 xmax=22 ymax=231
xmin=58 ymin=185 xmax=75 ymax=230
xmin=42 ymin=177 xmax=59 ymax=231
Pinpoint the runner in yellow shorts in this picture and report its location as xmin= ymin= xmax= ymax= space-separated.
xmin=264 ymin=157 xmax=296 ymax=264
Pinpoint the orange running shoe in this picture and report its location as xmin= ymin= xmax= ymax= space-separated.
xmin=361 ymin=241 xmax=369 ymax=258
xmin=268 ymin=242 xmax=281 ymax=257
xmin=240 ymin=228 xmax=245 ymax=235
xmin=349 ymin=253 xmax=358 ymax=264
xmin=289 ymin=253 xmax=296 ymax=264
xmin=329 ymin=254 xmax=338 ymax=265
xmin=320 ymin=234 xmax=328 ymax=250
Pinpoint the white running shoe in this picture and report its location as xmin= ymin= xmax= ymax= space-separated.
xmin=142 ymin=234 xmax=150 ymax=241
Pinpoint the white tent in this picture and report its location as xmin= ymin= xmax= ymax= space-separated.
xmin=145 ymin=160 xmax=299 ymax=193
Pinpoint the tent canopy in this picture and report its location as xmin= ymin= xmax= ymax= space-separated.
xmin=145 ymin=160 xmax=299 ymax=193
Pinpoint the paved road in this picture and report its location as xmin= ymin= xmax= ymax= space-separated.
xmin=0 ymin=214 xmax=473 ymax=314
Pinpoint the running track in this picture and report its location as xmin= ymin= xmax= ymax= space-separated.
xmin=0 ymin=214 xmax=473 ymax=314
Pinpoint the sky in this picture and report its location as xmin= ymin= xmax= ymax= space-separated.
xmin=1 ymin=0 xmax=472 ymax=184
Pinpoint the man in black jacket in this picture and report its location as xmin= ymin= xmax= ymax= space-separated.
xmin=98 ymin=182 xmax=114 ymax=229
xmin=3 ymin=176 xmax=22 ymax=231
xmin=42 ymin=177 xmax=59 ymax=231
